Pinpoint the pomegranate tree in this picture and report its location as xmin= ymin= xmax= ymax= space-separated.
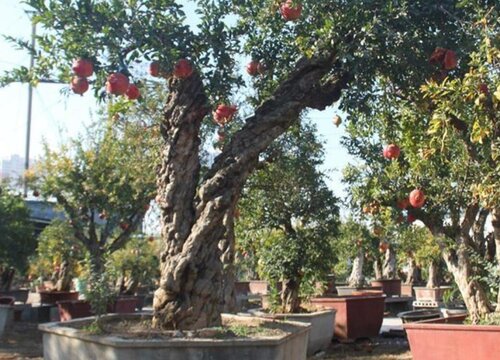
xmin=213 ymin=104 xmax=238 ymax=125
xmin=280 ymin=1 xmax=302 ymax=21
xmin=383 ymin=144 xmax=400 ymax=159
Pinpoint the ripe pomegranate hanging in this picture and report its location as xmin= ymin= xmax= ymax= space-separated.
xmin=478 ymin=83 xmax=489 ymax=95
xmin=106 ymin=73 xmax=129 ymax=95
xmin=72 ymin=58 xmax=93 ymax=77
xmin=409 ymin=189 xmax=426 ymax=208
xmin=149 ymin=61 xmax=160 ymax=77
xmin=246 ymin=61 xmax=259 ymax=76
xmin=383 ymin=144 xmax=400 ymax=159
xmin=407 ymin=213 xmax=417 ymax=223
xmin=443 ymin=50 xmax=457 ymax=70
xmin=71 ymin=77 xmax=89 ymax=95
xmin=214 ymin=104 xmax=237 ymax=125
xmin=332 ymin=115 xmax=342 ymax=127
xmin=125 ymin=84 xmax=140 ymax=100
xmin=280 ymin=1 xmax=302 ymax=21
xmin=173 ymin=59 xmax=193 ymax=79
xmin=119 ymin=222 xmax=129 ymax=231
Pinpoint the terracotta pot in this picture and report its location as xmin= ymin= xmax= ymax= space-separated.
xmin=335 ymin=286 xmax=382 ymax=296
xmin=107 ymin=297 xmax=137 ymax=314
xmin=351 ymin=290 xmax=384 ymax=296
xmin=401 ymin=284 xmax=414 ymax=297
xmin=370 ymin=279 xmax=401 ymax=297
xmin=403 ymin=314 xmax=500 ymax=360
xmin=0 ymin=296 xmax=15 ymax=305
xmin=310 ymin=294 xmax=385 ymax=340
xmin=248 ymin=280 xmax=268 ymax=295
xmin=414 ymin=286 xmax=451 ymax=302
xmin=39 ymin=291 xmax=79 ymax=305
xmin=57 ymin=300 xmax=92 ymax=322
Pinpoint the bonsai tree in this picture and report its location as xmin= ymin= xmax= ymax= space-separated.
xmin=333 ymin=218 xmax=375 ymax=288
xmin=237 ymin=123 xmax=339 ymax=312
xmin=0 ymin=184 xmax=36 ymax=290
xmin=29 ymin=219 xmax=85 ymax=292
xmin=32 ymin=120 xmax=157 ymax=299
xmin=3 ymin=0 xmax=486 ymax=329
xmin=342 ymin=17 xmax=499 ymax=321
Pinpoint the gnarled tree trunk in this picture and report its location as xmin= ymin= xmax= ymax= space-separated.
xmin=425 ymin=261 xmax=439 ymax=289
xmin=405 ymin=257 xmax=420 ymax=284
xmin=281 ymin=277 xmax=302 ymax=313
xmin=382 ymin=247 xmax=396 ymax=279
xmin=373 ymin=258 xmax=382 ymax=281
xmin=348 ymin=249 xmax=364 ymax=287
xmin=220 ymin=209 xmax=237 ymax=313
xmin=152 ymin=55 xmax=348 ymax=329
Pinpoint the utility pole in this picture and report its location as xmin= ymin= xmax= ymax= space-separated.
xmin=23 ymin=21 xmax=36 ymax=198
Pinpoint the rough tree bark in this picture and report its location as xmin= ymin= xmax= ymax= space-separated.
xmin=152 ymin=53 xmax=348 ymax=329
xmin=348 ymin=249 xmax=365 ymax=287
xmin=425 ymin=261 xmax=439 ymax=289
xmin=281 ymin=277 xmax=302 ymax=313
xmin=219 ymin=209 xmax=237 ymax=313
xmin=405 ymin=257 xmax=420 ymax=284
xmin=382 ymin=247 xmax=396 ymax=279
xmin=492 ymin=208 xmax=500 ymax=312
xmin=55 ymin=260 xmax=72 ymax=292
xmin=373 ymin=259 xmax=382 ymax=281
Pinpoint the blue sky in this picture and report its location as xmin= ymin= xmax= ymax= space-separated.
xmin=0 ymin=0 xmax=354 ymax=205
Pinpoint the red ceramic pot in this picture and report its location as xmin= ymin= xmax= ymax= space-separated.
xmin=370 ymin=279 xmax=402 ymax=297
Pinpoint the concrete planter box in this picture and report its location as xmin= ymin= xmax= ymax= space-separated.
xmin=249 ymin=309 xmax=335 ymax=356
xmin=403 ymin=314 xmax=500 ymax=360
xmin=0 ymin=305 xmax=13 ymax=337
xmin=39 ymin=313 xmax=310 ymax=360
xmin=370 ymin=279 xmax=401 ymax=297
xmin=310 ymin=294 xmax=385 ymax=340
xmin=414 ymin=286 xmax=451 ymax=302
xmin=249 ymin=280 xmax=269 ymax=295
xmin=401 ymin=284 xmax=414 ymax=297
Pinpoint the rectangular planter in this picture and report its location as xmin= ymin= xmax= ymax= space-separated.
xmin=249 ymin=309 xmax=335 ymax=356
xmin=39 ymin=313 xmax=310 ymax=360
xmin=404 ymin=315 xmax=499 ymax=360
xmin=57 ymin=300 xmax=92 ymax=321
xmin=401 ymin=284 xmax=413 ymax=297
xmin=335 ymin=286 xmax=382 ymax=296
xmin=414 ymin=286 xmax=451 ymax=302
xmin=39 ymin=291 xmax=79 ymax=305
xmin=0 ymin=289 xmax=29 ymax=303
xmin=370 ymin=279 xmax=401 ymax=297
xmin=310 ymin=295 xmax=385 ymax=340
xmin=248 ymin=280 xmax=269 ymax=295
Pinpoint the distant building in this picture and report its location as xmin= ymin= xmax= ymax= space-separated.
xmin=1 ymin=155 xmax=34 ymax=180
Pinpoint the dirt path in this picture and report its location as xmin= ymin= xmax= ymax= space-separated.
xmin=0 ymin=322 xmax=43 ymax=360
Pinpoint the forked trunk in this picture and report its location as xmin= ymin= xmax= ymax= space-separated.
xmin=373 ymin=258 xmax=382 ymax=281
xmin=425 ymin=261 xmax=439 ymax=289
xmin=281 ymin=278 xmax=302 ymax=313
xmin=442 ymin=246 xmax=492 ymax=323
xmin=348 ymin=249 xmax=364 ymax=287
xmin=382 ymin=247 xmax=396 ymax=279
xmin=152 ymin=55 xmax=348 ymax=330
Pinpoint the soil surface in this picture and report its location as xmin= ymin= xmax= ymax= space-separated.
xmin=0 ymin=320 xmax=412 ymax=360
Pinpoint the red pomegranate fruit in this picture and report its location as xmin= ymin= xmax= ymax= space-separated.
xmin=409 ymin=189 xmax=426 ymax=208
xmin=383 ymin=144 xmax=400 ymax=159
xmin=443 ymin=50 xmax=457 ymax=70
xmin=407 ymin=213 xmax=417 ymax=223
xmin=280 ymin=1 xmax=302 ymax=21
xmin=149 ymin=61 xmax=160 ymax=77
xmin=125 ymin=84 xmax=140 ymax=100
xmin=119 ymin=222 xmax=129 ymax=231
xmin=71 ymin=77 xmax=89 ymax=95
xmin=106 ymin=73 xmax=129 ymax=95
xmin=246 ymin=61 xmax=259 ymax=76
xmin=397 ymin=198 xmax=410 ymax=210
xmin=72 ymin=58 xmax=93 ymax=77
xmin=173 ymin=59 xmax=193 ymax=79
xmin=214 ymin=104 xmax=238 ymax=125
xmin=332 ymin=115 xmax=342 ymax=127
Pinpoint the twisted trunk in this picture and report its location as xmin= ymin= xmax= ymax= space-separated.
xmin=373 ymin=258 xmax=382 ymax=281
xmin=220 ymin=210 xmax=237 ymax=313
xmin=405 ymin=257 xmax=420 ymax=284
xmin=281 ymin=277 xmax=302 ymax=313
xmin=348 ymin=249 xmax=364 ymax=287
xmin=382 ymin=247 xmax=396 ymax=279
xmin=152 ymin=55 xmax=348 ymax=330
xmin=425 ymin=261 xmax=439 ymax=289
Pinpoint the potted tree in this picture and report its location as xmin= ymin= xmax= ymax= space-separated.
xmin=2 ymin=0 xmax=483 ymax=358
xmin=0 ymin=186 xmax=36 ymax=303
xmin=238 ymin=123 xmax=339 ymax=356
